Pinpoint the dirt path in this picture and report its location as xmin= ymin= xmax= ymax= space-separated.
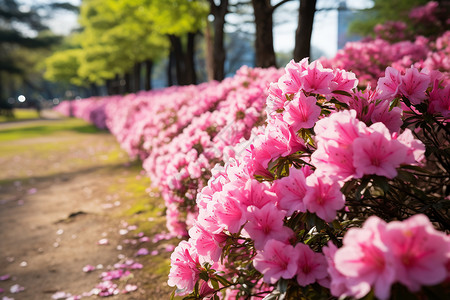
xmin=0 ymin=117 xmax=175 ymax=300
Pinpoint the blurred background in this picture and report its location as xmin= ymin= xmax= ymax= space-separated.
xmin=0 ymin=0 xmax=438 ymax=112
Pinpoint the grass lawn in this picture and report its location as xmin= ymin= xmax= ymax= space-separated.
xmin=0 ymin=108 xmax=41 ymax=123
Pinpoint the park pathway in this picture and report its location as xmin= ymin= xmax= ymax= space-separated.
xmin=0 ymin=114 xmax=174 ymax=299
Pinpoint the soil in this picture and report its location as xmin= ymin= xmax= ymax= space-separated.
xmin=0 ymin=112 xmax=175 ymax=300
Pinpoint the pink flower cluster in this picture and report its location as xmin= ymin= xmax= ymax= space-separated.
xmin=325 ymin=214 xmax=450 ymax=300
xmin=167 ymin=57 xmax=449 ymax=299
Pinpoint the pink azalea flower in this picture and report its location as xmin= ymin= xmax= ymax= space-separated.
xmin=277 ymin=58 xmax=309 ymax=95
xmin=240 ymin=179 xmax=277 ymax=209
xmin=214 ymin=190 xmax=246 ymax=234
xmin=330 ymin=68 xmax=358 ymax=97
xmin=303 ymin=173 xmax=345 ymax=222
xmin=295 ymin=243 xmax=328 ymax=286
xmin=266 ymin=82 xmax=286 ymax=116
xmin=428 ymin=79 xmax=450 ymax=118
xmin=383 ymin=214 xmax=450 ymax=292
xmin=300 ymin=60 xmax=334 ymax=94
xmin=264 ymin=118 xmax=306 ymax=159
xmin=283 ymin=93 xmax=321 ymax=131
xmin=398 ymin=67 xmax=429 ymax=105
xmin=396 ymin=128 xmax=426 ymax=164
xmin=353 ymin=123 xmax=408 ymax=179
xmin=311 ymin=141 xmax=357 ymax=182
xmin=168 ymin=240 xmax=201 ymax=295
xmin=377 ymin=67 xmax=402 ymax=100
xmin=244 ymin=203 xmax=293 ymax=250
xmin=334 ymin=217 xmax=396 ymax=300
xmin=314 ymin=110 xmax=366 ymax=146
xmin=370 ymin=100 xmax=403 ymax=133
xmin=273 ymin=166 xmax=312 ymax=216
xmin=253 ymin=239 xmax=299 ymax=284
xmin=323 ymin=241 xmax=353 ymax=298
xmin=188 ymin=222 xmax=227 ymax=262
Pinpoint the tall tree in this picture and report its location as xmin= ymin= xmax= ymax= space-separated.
xmin=251 ymin=0 xmax=293 ymax=68
xmin=149 ymin=0 xmax=208 ymax=85
xmin=0 ymin=0 xmax=61 ymax=103
xmin=293 ymin=0 xmax=317 ymax=61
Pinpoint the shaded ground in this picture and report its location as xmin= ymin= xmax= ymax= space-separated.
xmin=0 ymin=112 xmax=177 ymax=299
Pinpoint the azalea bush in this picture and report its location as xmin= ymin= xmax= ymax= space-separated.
xmin=167 ymin=58 xmax=450 ymax=300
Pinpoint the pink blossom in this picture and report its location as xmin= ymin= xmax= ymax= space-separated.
xmin=277 ymin=58 xmax=309 ymax=95
xmin=168 ymin=240 xmax=201 ymax=295
xmin=303 ymin=173 xmax=345 ymax=222
xmin=240 ymin=179 xmax=277 ymax=209
xmin=383 ymin=214 xmax=450 ymax=292
xmin=322 ymin=241 xmax=352 ymax=298
xmin=398 ymin=67 xmax=430 ymax=105
xmin=273 ymin=166 xmax=312 ymax=216
xmin=330 ymin=68 xmax=358 ymax=98
xmin=377 ymin=67 xmax=402 ymax=100
xmin=353 ymin=123 xmax=408 ymax=179
xmin=253 ymin=239 xmax=299 ymax=284
xmin=188 ymin=221 xmax=227 ymax=262
xmin=214 ymin=189 xmax=247 ymax=234
xmin=244 ymin=203 xmax=293 ymax=250
xmin=428 ymin=79 xmax=450 ymax=118
xmin=283 ymin=93 xmax=321 ymax=131
xmin=300 ymin=60 xmax=334 ymax=94
xmin=396 ymin=129 xmax=426 ymax=164
xmin=295 ymin=243 xmax=328 ymax=286
xmin=334 ymin=217 xmax=396 ymax=300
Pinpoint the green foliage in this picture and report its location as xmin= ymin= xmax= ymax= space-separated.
xmin=349 ymin=0 xmax=429 ymax=36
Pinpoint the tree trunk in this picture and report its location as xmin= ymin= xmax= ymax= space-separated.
xmin=167 ymin=49 xmax=175 ymax=86
xmin=205 ymin=18 xmax=214 ymax=81
xmin=90 ymin=82 xmax=99 ymax=96
xmin=251 ymin=0 xmax=277 ymax=68
xmin=144 ymin=59 xmax=153 ymax=91
xmin=169 ymin=34 xmax=186 ymax=85
xmin=132 ymin=62 xmax=141 ymax=93
xmin=294 ymin=0 xmax=317 ymax=61
xmin=185 ymin=32 xmax=197 ymax=85
xmin=124 ymin=72 xmax=132 ymax=94
xmin=210 ymin=0 xmax=228 ymax=81
xmin=106 ymin=78 xmax=113 ymax=95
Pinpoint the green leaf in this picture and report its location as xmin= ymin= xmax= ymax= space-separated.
xmin=210 ymin=279 xmax=219 ymax=290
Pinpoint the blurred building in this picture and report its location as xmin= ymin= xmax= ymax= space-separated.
xmin=337 ymin=1 xmax=363 ymax=50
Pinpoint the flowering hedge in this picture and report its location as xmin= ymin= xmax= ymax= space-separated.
xmin=167 ymin=58 xmax=449 ymax=300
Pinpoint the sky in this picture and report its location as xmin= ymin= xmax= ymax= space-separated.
xmin=21 ymin=0 xmax=373 ymax=59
